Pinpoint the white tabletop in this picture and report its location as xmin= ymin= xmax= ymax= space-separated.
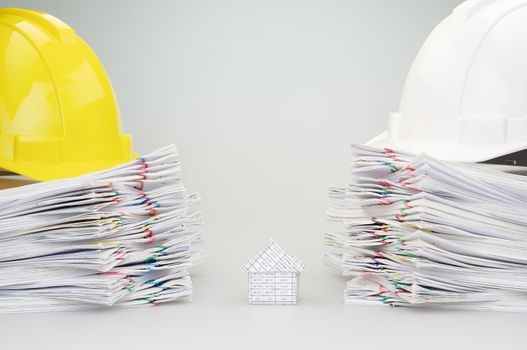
xmin=2 ymin=264 xmax=526 ymax=349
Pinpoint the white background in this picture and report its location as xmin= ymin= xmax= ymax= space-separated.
xmin=1 ymin=0 xmax=526 ymax=349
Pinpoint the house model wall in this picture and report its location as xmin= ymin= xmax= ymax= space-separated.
xmin=244 ymin=239 xmax=304 ymax=305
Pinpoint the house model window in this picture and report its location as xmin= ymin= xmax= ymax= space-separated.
xmin=244 ymin=239 xmax=305 ymax=305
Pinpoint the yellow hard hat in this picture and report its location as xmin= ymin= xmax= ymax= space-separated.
xmin=0 ymin=8 xmax=135 ymax=181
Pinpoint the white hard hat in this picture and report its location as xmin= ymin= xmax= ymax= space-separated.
xmin=369 ymin=0 xmax=527 ymax=166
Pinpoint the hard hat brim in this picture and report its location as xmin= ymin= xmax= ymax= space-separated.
xmin=0 ymin=153 xmax=139 ymax=182
xmin=368 ymin=131 xmax=527 ymax=164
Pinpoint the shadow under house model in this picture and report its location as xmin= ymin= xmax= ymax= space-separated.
xmin=244 ymin=239 xmax=305 ymax=305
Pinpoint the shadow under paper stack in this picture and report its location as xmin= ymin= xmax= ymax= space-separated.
xmin=0 ymin=146 xmax=203 ymax=313
xmin=325 ymin=144 xmax=527 ymax=312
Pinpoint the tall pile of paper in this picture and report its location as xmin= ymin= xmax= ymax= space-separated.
xmin=0 ymin=145 xmax=203 ymax=313
xmin=325 ymin=144 xmax=527 ymax=312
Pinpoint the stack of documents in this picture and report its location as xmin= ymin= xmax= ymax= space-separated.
xmin=325 ymin=144 xmax=527 ymax=312
xmin=0 ymin=145 xmax=203 ymax=313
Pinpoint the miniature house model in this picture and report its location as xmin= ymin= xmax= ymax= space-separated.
xmin=244 ymin=239 xmax=305 ymax=305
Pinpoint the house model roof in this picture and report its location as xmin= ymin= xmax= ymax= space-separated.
xmin=244 ymin=238 xmax=304 ymax=273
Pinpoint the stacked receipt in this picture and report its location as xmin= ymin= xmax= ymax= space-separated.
xmin=0 ymin=145 xmax=203 ymax=313
xmin=325 ymin=144 xmax=527 ymax=312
